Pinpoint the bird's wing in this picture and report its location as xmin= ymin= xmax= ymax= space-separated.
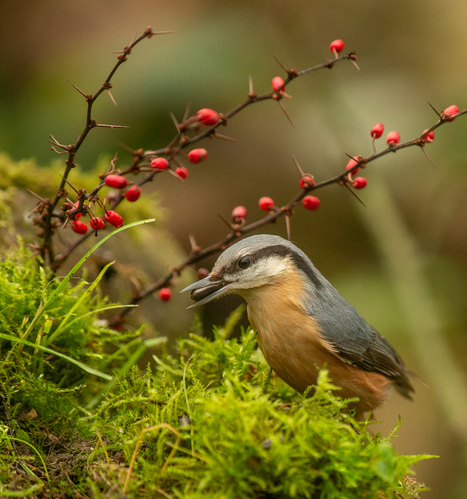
xmin=309 ymin=291 xmax=415 ymax=398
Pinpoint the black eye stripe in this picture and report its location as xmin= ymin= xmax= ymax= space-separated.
xmin=216 ymin=243 xmax=323 ymax=290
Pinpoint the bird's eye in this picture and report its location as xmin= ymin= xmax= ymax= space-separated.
xmin=238 ymin=256 xmax=251 ymax=270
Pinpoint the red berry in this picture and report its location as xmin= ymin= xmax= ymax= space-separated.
xmin=175 ymin=167 xmax=188 ymax=179
xmin=386 ymin=131 xmax=400 ymax=145
xmin=159 ymin=287 xmax=172 ymax=301
xmin=197 ymin=268 xmax=209 ymax=280
xmin=232 ymin=205 xmax=247 ymax=221
xmin=300 ymin=175 xmax=315 ymax=188
xmin=352 ymin=177 xmax=368 ymax=189
xmin=150 ymin=157 xmax=169 ymax=170
xmin=259 ymin=196 xmax=275 ymax=211
xmin=271 ymin=76 xmax=286 ymax=93
xmin=302 ymin=196 xmax=320 ymax=210
xmin=187 ymin=148 xmax=208 ymax=164
xmin=422 ymin=129 xmax=434 ymax=142
xmin=104 ymin=210 xmax=124 ymax=228
xmin=330 ymin=39 xmax=345 ymax=53
xmin=126 ymin=185 xmax=141 ymax=202
xmin=346 ymin=157 xmax=360 ymax=176
xmin=443 ymin=104 xmax=459 ymax=122
xmin=371 ymin=123 xmax=384 ymax=139
xmin=196 ymin=108 xmax=219 ymax=126
xmin=105 ymin=174 xmax=127 ymax=189
xmin=71 ymin=220 xmax=88 ymax=234
xmin=90 ymin=217 xmax=105 ymax=230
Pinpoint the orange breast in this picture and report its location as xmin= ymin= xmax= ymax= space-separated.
xmin=242 ymin=270 xmax=391 ymax=419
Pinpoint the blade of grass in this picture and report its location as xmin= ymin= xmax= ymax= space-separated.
xmin=23 ymin=219 xmax=155 ymax=339
xmin=0 ymin=333 xmax=112 ymax=380
xmin=5 ymin=436 xmax=50 ymax=482
xmin=47 ymin=261 xmax=115 ymax=345
xmin=49 ymin=304 xmax=138 ymax=342
xmin=0 ymin=484 xmax=43 ymax=497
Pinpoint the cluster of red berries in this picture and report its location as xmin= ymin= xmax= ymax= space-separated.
xmin=174 ymin=107 xmax=216 ymax=177
xmin=70 ymin=174 xmax=128 ymax=234
xmin=369 ymin=122 xmax=399 ymax=146
xmin=270 ymin=40 xmax=345 ymax=98
xmin=70 ymin=106 xmax=219 ymax=236
xmin=71 ymin=210 xmax=124 ymax=235
xmin=105 ymin=173 xmax=140 ymax=208
xmin=369 ymin=103 xmax=458 ymax=149
xmin=71 ymin=210 xmax=124 ymax=234
xmin=298 ymin=174 xmax=320 ymax=209
xmin=345 ymin=157 xmax=367 ymax=189
xmin=257 ymin=194 xmax=321 ymax=213
xmin=146 ymin=107 xmax=215 ymax=181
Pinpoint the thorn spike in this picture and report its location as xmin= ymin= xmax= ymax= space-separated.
xmin=213 ymin=132 xmax=237 ymax=143
xmin=67 ymin=80 xmax=87 ymax=97
xmin=344 ymin=182 xmax=366 ymax=207
xmin=278 ymin=100 xmax=294 ymax=128
xmin=217 ymin=212 xmax=234 ymax=229
xmin=170 ymin=112 xmax=181 ymax=134
xmin=427 ymin=102 xmax=441 ymax=117
xmin=183 ymin=103 xmax=191 ymax=123
xmin=107 ymin=90 xmax=117 ymax=107
xmin=421 ymin=146 xmax=438 ymax=170
xmin=291 ymin=154 xmax=305 ymax=177
xmin=273 ymin=56 xmax=289 ymax=72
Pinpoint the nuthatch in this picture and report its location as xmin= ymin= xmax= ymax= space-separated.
xmin=180 ymin=234 xmax=415 ymax=419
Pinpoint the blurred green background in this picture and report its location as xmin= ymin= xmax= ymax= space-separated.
xmin=1 ymin=1 xmax=467 ymax=497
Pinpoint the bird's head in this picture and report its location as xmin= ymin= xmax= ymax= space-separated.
xmin=180 ymin=234 xmax=324 ymax=308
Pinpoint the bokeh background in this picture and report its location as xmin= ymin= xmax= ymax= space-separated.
xmin=1 ymin=1 xmax=467 ymax=497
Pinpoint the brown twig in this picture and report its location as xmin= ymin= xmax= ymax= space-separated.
xmin=41 ymin=27 xmax=167 ymax=265
xmin=42 ymin=45 xmax=357 ymax=273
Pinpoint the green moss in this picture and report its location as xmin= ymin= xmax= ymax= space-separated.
xmin=0 ymin=248 xmax=433 ymax=498
xmin=0 ymin=242 xmax=142 ymax=432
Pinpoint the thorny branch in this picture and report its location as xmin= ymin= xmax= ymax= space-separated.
xmin=109 ymin=104 xmax=466 ymax=327
xmin=29 ymin=28 xmax=466 ymax=328
xmin=41 ymin=27 xmax=167 ymax=266
xmin=45 ymin=48 xmax=357 ymax=270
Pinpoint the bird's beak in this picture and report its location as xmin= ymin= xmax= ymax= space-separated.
xmin=179 ymin=276 xmax=232 ymax=309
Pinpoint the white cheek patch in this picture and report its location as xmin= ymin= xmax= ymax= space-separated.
xmin=224 ymin=255 xmax=292 ymax=289
xmin=251 ymin=255 xmax=290 ymax=279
